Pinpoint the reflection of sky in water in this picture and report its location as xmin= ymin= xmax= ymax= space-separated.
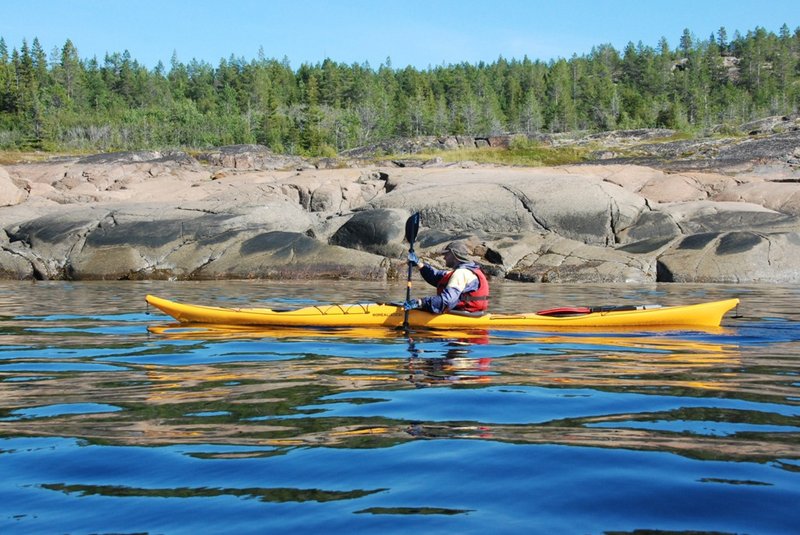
xmin=1 ymin=403 xmax=122 ymax=420
xmin=0 ymin=362 xmax=125 ymax=372
xmin=300 ymin=387 xmax=800 ymax=424
xmin=0 ymin=282 xmax=798 ymax=534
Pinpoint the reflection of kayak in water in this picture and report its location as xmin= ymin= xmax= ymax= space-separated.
xmin=146 ymin=323 xmax=733 ymax=356
xmin=146 ymin=323 xmax=490 ymax=342
xmin=146 ymin=294 xmax=739 ymax=329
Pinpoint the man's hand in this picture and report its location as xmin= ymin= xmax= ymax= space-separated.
xmin=403 ymin=298 xmax=422 ymax=310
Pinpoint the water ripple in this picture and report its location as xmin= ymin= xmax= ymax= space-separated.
xmin=1 ymin=281 xmax=799 ymax=534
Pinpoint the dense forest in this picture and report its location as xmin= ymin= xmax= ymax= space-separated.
xmin=0 ymin=24 xmax=798 ymax=156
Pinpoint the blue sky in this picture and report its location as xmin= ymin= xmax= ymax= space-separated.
xmin=1 ymin=0 xmax=796 ymax=70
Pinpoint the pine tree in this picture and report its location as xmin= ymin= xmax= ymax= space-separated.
xmin=59 ymin=39 xmax=82 ymax=103
xmin=519 ymin=90 xmax=543 ymax=134
xmin=717 ymin=27 xmax=729 ymax=52
xmin=0 ymin=37 xmax=12 ymax=114
xmin=546 ymin=59 xmax=577 ymax=132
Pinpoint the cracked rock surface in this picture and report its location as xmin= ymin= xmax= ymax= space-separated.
xmin=2 ymin=139 xmax=800 ymax=283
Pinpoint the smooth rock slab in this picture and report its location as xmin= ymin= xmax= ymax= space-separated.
xmin=505 ymin=234 xmax=655 ymax=283
xmin=329 ymin=208 xmax=410 ymax=257
xmin=657 ymin=231 xmax=800 ymax=283
xmin=192 ymin=231 xmax=390 ymax=280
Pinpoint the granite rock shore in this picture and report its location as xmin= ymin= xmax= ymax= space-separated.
xmin=2 ymin=125 xmax=799 ymax=284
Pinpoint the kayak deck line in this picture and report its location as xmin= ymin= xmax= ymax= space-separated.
xmin=145 ymin=295 xmax=740 ymax=330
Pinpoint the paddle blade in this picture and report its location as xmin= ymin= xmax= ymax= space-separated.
xmin=405 ymin=212 xmax=420 ymax=245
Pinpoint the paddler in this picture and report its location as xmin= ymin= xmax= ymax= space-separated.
xmin=404 ymin=240 xmax=490 ymax=314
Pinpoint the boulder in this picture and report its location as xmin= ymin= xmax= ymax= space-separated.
xmin=372 ymin=167 xmax=647 ymax=245
xmin=192 ymin=231 xmax=390 ymax=280
xmin=657 ymin=231 xmax=800 ymax=283
xmin=82 ymin=199 xmax=314 ymax=279
xmin=588 ymin=164 xmax=736 ymax=203
xmin=654 ymin=200 xmax=800 ymax=234
xmin=506 ymin=234 xmax=655 ymax=283
xmin=617 ymin=210 xmax=682 ymax=243
xmin=7 ymin=208 xmax=107 ymax=279
xmin=64 ymin=208 xmax=225 ymax=279
xmin=617 ymin=200 xmax=800 ymax=244
xmin=5 ymin=151 xmax=208 ymax=206
xmin=329 ymin=208 xmax=410 ymax=257
xmin=739 ymin=115 xmax=800 ymax=135
xmin=196 ymin=144 xmax=307 ymax=170
xmin=272 ymin=169 xmax=387 ymax=213
xmin=0 ymin=249 xmax=35 ymax=279
xmin=712 ymin=179 xmax=800 ymax=216
xmin=0 ymin=167 xmax=29 ymax=206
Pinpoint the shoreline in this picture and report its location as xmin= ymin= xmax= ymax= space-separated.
xmin=2 ymin=128 xmax=799 ymax=284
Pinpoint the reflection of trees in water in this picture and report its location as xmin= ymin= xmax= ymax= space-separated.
xmin=2 ymin=335 xmax=799 ymax=467
xmin=43 ymin=482 xmax=385 ymax=503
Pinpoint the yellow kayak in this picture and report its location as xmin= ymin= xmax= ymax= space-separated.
xmin=145 ymin=294 xmax=739 ymax=329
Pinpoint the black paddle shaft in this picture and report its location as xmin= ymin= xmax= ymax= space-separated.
xmin=403 ymin=213 xmax=421 ymax=327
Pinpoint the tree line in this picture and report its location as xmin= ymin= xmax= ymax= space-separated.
xmin=0 ymin=24 xmax=798 ymax=156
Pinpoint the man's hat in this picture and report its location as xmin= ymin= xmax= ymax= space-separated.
xmin=439 ymin=240 xmax=473 ymax=263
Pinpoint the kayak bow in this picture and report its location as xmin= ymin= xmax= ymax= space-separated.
xmin=145 ymin=295 xmax=739 ymax=329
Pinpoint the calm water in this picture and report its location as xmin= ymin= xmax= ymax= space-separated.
xmin=1 ymin=280 xmax=799 ymax=534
